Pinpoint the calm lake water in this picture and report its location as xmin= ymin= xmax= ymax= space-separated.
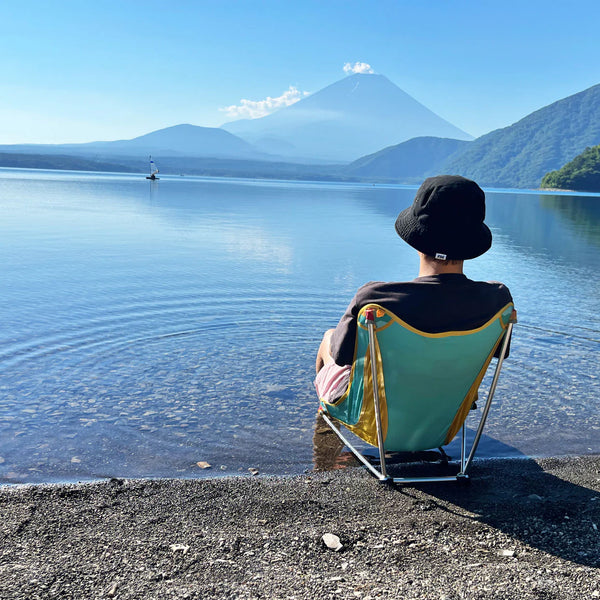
xmin=1 ymin=168 xmax=599 ymax=484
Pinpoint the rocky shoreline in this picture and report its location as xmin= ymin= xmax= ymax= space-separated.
xmin=1 ymin=455 xmax=599 ymax=599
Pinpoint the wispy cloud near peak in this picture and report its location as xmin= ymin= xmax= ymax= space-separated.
xmin=343 ymin=62 xmax=374 ymax=74
xmin=220 ymin=86 xmax=310 ymax=120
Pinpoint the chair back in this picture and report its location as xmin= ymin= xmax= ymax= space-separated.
xmin=320 ymin=303 xmax=514 ymax=452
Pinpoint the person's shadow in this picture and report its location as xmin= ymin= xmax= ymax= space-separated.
xmin=313 ymin=413 xmax=600 ymax=568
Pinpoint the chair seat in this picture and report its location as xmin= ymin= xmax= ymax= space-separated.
xmin=319 ymin=303 xmax=515 ymax=483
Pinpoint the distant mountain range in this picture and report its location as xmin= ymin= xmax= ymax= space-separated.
xmin=0 ymin=74 xmax=470 ymax=165
xmin=2 ymin=75 xmax=600 ymax=189
xmin=344 ymin=137 xmax=471 ymax=182
xmin=335 ymin=82 xmax=600 ymax=188
xmin=0 ymin=124 xmax=265 ymax=161
xmin=222 ymin=73 xmax=472 ymax=161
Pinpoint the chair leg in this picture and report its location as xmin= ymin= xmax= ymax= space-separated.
xmin=456 ymin=424 xmax=469 ymax=481
xmin=320 ymin=412 xmax=469 ymax=484
xmin=462 ymin=424 xmax=467 ymax=471
xmin=462 ymin=321 xmax=514 ymax=475
xmin=319 ymin=412 xmax=389 ymax=481
xmin=366 ymin=317 xmax=388 ymax=479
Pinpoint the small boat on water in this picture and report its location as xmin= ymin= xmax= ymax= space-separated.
xmin=146 ymin=156 xmax=160 ymax=180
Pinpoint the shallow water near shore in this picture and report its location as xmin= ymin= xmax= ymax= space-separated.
xmin=0 ymin=168 xmax=598 ymax=484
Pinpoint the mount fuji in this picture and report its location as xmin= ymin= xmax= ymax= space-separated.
xmin=221 ymin=73 xmax=472 ymax=162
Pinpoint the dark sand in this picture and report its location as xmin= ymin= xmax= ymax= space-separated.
xmin=1 ymin=456 xmax=599 ymax=599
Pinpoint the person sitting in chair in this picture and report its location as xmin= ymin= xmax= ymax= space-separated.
xmin=315 ymin=175 xmax=514 ymax=404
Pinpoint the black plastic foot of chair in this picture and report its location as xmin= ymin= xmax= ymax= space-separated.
xmin=377 ymin=476 xmax=395 ymax=487
xmin=437 ymin=446 xmax=450 ymax=465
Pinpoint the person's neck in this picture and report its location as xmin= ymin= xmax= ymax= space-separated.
xmin=417 ymin=253 xmax=464 ymax=277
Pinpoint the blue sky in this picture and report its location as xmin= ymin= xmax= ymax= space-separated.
xmin=3 ymin=0 xmax=600 ymax=144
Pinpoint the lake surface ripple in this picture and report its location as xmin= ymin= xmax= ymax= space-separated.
xmin=0 ymin=169 xmax=598 ymax=483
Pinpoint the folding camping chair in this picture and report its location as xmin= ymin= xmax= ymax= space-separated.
xmin=318 ymin=302 xmax=516 ymax=484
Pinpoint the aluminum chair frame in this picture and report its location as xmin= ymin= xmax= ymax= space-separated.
xmin=319 ymin=308 xmax=516 ymax=484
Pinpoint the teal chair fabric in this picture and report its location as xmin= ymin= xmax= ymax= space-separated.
xmin=320 ymin=303 xmax=514 ymax=455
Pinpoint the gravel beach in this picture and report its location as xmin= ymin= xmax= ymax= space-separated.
xmin=1 ymin=455 xmax=599 ymax=599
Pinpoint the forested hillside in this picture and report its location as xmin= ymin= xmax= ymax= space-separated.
xmin=442 ymin=83 xmax=600 ymax=188
xmin=541 ymin=145 xmax=600 ymax=192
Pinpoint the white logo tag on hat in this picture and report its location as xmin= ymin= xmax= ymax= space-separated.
xmin=435 ymin=253 xmax=447 ymax=260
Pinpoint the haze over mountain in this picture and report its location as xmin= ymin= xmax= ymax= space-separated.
xmin=0 ymin=124 xmax=264 ymax=161
xmin=4 ymin=76 xmax=600 ymax=190
xmin=343 ymin=81 xmax=600 ymax=188
xmin=344 ymin=137 xmax=470 ymax=182
xmin=222 ymin=73 xmax=473 ymax=161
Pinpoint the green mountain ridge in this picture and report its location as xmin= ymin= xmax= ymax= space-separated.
xmin=441 ymin=83 xmax=600 ymax=188
xmin=0 ymin=153 xmax=138 ymax=174
xmin=0 ymin=153 xmax=350 ymax=182
xmin=541 ymin=145 xmax=600 ymax=192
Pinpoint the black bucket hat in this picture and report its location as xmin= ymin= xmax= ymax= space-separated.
xmin=394 ymin=175 xmax=492 ymax=260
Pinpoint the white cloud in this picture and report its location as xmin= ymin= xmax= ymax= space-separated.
xmin=220 ymin=86 xmax=310 ymax=120
xmin=343 ymin=62 xmax=374 ymax=74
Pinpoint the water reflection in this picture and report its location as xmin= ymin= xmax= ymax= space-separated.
xmin=541 ymin=193 xmax=600 ymax=247
xmin=311 ymin=412 xmax=529 ymax=476
xmin=355 ymin=185 xmax=600 ymax=269
xmin=0 ymin=171 xmax=598 ymax=484
xmin=485 ymin=191 xmax=600 ymax=268
xmin=312 ymin=412 xmax=348 ymax=471
xmin=311 ymin=410 xmax=447 ymax=474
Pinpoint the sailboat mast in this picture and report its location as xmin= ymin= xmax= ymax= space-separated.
xmin=146 ymin=155 xmax=160 ymax=179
